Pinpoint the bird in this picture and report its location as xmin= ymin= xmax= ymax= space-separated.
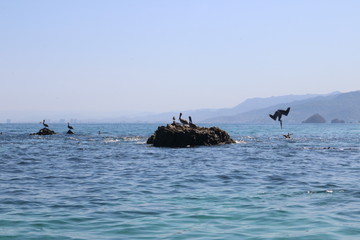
xmin=42 ymin=120 xmax=49 ymax=128
xmin=179 ymin=113 xmax=189 ymax=126
xmin=189 ymin=116 xmax=196 ymax=128
xmin=269 ymin=107 xmax=290 ymax=129
xmin=171 ymin=116 xmax=181 ymax=127
xmin=283 ymin=133 xmax=293 ymax=139
xmin=67 ymin=122 xmax=73 ymax=130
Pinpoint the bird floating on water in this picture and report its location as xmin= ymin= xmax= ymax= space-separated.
xmin=269 ymin=107 xmax=290 ymax=129
xmin=283 ymin=133 xmax=293 ymax=139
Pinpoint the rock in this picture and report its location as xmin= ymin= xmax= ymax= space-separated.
xmin=30 ymin=128 xmax=56 ymax=135
xmin=67 ymin=130 xmax=74 ymax=134
xmin=331 ymin=118 xmax=345 ymax=123
xmin=147 ymin=124 xmax=235 ymax=147
xmin=302 ymin=113 xmax=326 ymax=123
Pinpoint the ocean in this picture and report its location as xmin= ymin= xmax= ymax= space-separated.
xmin=0 ymin=123 xmax=359 ymax=240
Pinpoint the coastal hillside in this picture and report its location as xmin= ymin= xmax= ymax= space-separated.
xmin=133 ymin=93 xmax=335 ymax=123
xmin=203 ymin=91 xmax=360 ymax=124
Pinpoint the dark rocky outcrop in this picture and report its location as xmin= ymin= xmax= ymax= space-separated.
xmin=302 ymin=113 xmax=326 ymax=123
xmin=67 ymin=130 xmax=74 ymax=134
xmin=147 ymin=124 xmax=235 ymax=147
xmin=331 ymin=118 xmax=345 ymax=123
xmin=31 ymin=128 xmax=56 ymax=135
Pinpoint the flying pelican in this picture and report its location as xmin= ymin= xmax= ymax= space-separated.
xmin=269 ymin=107 xmax=290 ymax=129
xmin=179 ymin=113 xmax=189 ymax=126
xmin=67 ymin=122 xmax=74 ymax=130
xmin=42 ymin=120 xmax=49 ymax=128
xmin=189 ymin=116 xmax=196 ymax=128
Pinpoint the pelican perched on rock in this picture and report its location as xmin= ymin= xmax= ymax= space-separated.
xmin=171 ymin=116 xmax=181 ymax=127
xmin=269 ymin=107 xmax=290 ymax=129
xmin=179 ymin=113 xmax=189 ymax=126
xmin=67 ymin=122 xmax=74 ymax=130
xmin=42 ymin=120 xmax=49 ymax=128
xmin=189 ymin=116 xmax=196 ymax=128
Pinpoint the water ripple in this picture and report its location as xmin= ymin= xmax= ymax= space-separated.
xmin=1 ymin=124 xmax=360 ymax=239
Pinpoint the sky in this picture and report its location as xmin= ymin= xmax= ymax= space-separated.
xmin=1 ymin=0 xmax=359 ymax=121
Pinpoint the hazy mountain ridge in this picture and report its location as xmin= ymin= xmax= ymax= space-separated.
xmin=203 ymin=91 xmax=360 ymax=124
xmin=3 ymin=91 xmax=358 ymax=124
xmin=131 ymin=93 xmax=333 ymax=123
xmin=231 ymin=93 xmax=323 ymax=113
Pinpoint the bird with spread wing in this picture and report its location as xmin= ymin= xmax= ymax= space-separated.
xmin=269 ymin=107 xmax=290 ymax=129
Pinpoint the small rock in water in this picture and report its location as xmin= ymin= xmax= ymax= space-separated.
xmin=67 ymin=130 xmax=74 ymax=134
xmin=30 ymin=128 xmax=56 ymax=135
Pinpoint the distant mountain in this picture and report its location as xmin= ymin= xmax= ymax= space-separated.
xmin=203 ymin=91 xmax=360 ymax=124
xmin=133 ymin=93 xmax=335 ymax=123
xmin=302 ymin=114 xmax=326 ymax=123
xmin=4 ymin=91 xmax=355 ymax=124
xmin=230 ymin=93 xmax=326 ymax=114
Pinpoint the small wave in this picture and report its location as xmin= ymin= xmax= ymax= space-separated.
xmin=103 ymin=138 xmax=121 ymax=143
xmin=67 ymin=137 xmax=80 ymax=141
xmin=235 ymin=140 xmax=247 ymax=144
xmin=303 ymin=146 xmax=359 ymax=151
xmin=243 ymin=136 xmax=257 ymax=139
xmin=306 ymin=189 xmax=345 ymax=195
xmin=122 ymin=136 xmax=143 ymax=142
xmin=102 ymin=136 xmax=145 ymax=144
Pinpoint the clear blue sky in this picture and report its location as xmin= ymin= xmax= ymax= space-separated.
xmin=1 ymin=0 xmax=359 ymax=118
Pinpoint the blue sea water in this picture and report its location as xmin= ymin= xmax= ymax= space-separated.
xmin=0 ymin=123 xmax=359 ymax=240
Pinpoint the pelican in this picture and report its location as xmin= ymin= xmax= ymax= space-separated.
xmin=67 ymin=122 xmax=74 ymax=130
xmin=269 ymin=107 xmax=290 ymax=129
xmin=283 ymin=133 xmax=292 ymax=139
xmin=171 ymin=116 xmax=181 ymax=127
xmin=42 ymin=120 xmax=49 ymax=128
xmin=189 ymin=116 xmax=196 ymax=128
xmin=179 ymin=113 xmax=189 ymax=126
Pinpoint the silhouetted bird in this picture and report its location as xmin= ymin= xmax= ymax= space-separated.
xmin=42 ymin=120 xmax=49 ymax=128
xmin=269 ymin=107 xmax=290 ymax=129
xmin=67 ymin=122 xmax=73 ymax=130
xmin=283 ymin=133 xmax=293 ymax=139
xmin=179 ymin=113 xmax=189 ymax=126
xmin=189 ymin=116 xmax=196 ymax=128
xmin=171 ymin=116 xmax=181 ymax=127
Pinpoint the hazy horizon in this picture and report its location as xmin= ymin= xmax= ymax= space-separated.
xmin=1 ymin=90 xmax=355 ymax=123
xmin=1 ymin=1 xmax=360 ymax=122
